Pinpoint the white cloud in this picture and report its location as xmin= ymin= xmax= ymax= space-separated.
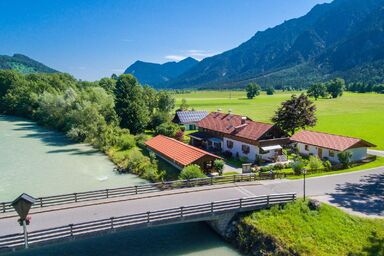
xmin=164 ymin=55 xmax=186 ymax=61
xmin=164 ymin=49 xmax=217 ymax=62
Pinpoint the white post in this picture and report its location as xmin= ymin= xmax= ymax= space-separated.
xmin=22 ymin=220 xmax=28 ymax=249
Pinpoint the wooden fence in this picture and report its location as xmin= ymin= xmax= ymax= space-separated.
xmin=0 ymin=193 xmax=296 ymax=250
xmin=1 ymin=173 xmax=284 ymax=214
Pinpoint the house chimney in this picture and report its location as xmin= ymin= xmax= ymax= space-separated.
xmin=241 ymin=116 xmax=247 ymax=124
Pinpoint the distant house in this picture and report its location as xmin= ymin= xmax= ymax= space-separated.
xmin=145 ymin=135 xmax=222 ymax=171
xmin=290 ymin=130 xmax=376 ymax=163
xmin=189 ymin=112 xmax=289 ymax=162
xmin=172 ymin=111 xmax=209 ymax=130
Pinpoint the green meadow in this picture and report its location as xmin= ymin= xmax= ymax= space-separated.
xmin=175 ymin=91 xmax=384 ymax=150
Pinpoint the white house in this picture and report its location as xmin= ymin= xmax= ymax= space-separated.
xmin=290 ymin=130 xmax=375 ymax=163
xmin=188 ymin=112 xmax=289 ymax=162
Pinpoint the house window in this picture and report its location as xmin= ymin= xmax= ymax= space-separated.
xmin=304 ymin=145 xmax=309 ymax=151
xmin=242 ymin=145 xmax=250 ymax=154
xmin=329 ymin=150 xmax=335 ymax=157
xmin=226 ymin=140 xmax=234 ymax=149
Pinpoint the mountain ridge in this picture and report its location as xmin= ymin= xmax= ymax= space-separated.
xmin=0 ymin=54 xmax=58 ymax=74
xmin=124 ymin=57 xmax=198 ymax=86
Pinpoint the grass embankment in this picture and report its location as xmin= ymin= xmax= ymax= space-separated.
xmin=175 ymin=91 xmax=384 ymax=150
xmin=234 ymin=200 xmax=384 ymax=256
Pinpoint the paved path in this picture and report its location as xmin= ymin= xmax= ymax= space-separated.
xmin=368 ymin=149 xmax=384 ymax=157
xmin=0 ymin=167 xmax=383 ymax=237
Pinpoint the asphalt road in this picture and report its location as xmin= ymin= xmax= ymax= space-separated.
xmin=0 ymin=167 xmax=383 ymax=236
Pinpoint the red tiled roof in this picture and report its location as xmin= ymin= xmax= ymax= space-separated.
xmin=197 ymin=112 xmax=273 ymax=141
xmin=290 ymin=130 xmax=376 ymax=151
xmin=145 ymin=135 xmax=221 ymax=166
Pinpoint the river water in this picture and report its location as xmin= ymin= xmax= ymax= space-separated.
xmin=0 ymin=115 xmax=242 ymax=256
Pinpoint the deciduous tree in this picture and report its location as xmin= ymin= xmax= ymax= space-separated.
xmin=271 ymin=93 xmax=317 ymax=135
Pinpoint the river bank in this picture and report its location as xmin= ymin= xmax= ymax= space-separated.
xmin=224 ymin=200 xmax=384 ymax=256
xmin=0 ymin=115 xmax=146 ymax=201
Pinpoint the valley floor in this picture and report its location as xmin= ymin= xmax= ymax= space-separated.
xmin=175 ymin=91 xmax=384 ymax=150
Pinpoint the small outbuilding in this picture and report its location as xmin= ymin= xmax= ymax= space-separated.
xmin=290 ymin=130 xmax=376 ymax=163
xmin=172 ymin=111 xmax=208 ymax=130
xmin=145 ymin=135 xmax=222 ymax=171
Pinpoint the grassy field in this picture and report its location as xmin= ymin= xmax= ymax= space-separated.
xmin=175 ymin=91 xmax=384 ymax=150
xmin=238 ymin=200 xmax=384 ymax=255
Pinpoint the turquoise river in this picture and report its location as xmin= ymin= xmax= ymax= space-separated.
xmin=0 ymin=115 xmax=242 ymax=256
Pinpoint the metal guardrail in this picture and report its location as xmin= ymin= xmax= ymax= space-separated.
xmin=0 ymin=193 xmax=296 ymax=250
xmin=1 ymin=173 xmax=283 ymax=214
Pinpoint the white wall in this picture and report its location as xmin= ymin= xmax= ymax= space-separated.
xmin=222 ymin=137 xmax=278 ymax=162
xmin=222 ymin=137 xmax=258 ymax=162
xmin=296 ymin=143 xmax=368 ymax=163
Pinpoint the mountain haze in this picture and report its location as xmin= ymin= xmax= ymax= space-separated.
xmin=124 ymin=57 xmax=198 ymax=87
xmin=0 ymin=54 xmax=58 ymax=74
xmin=165 ymin=0 xmax=384 ymax=89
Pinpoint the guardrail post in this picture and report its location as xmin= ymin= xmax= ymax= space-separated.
xmin=135 ymin=186 xmax=138 ymax=195
xmin=267 ymin=195 xmax=270 ymax=207
xmin=239 ymin=198 xmax=243 ymax=208
xmin=69 ymin=224 xmax=74 ymax=238
xmin=110 ymin=217 xmax=114 ymax=230
xmin=211 ymin=202 xmax=214 ymax=215
xmin=106 ymin=189 xmax=109 ymax=199
xmin=2 ymin=202 xmax=5 ymax=213
xmin=147 ymin=211 xmax=150 ymax=223
xmin=210 ymin=177 xmax=213 ymax=185
xmin=74 ymin=193 xmax=78 ymax=203
xmin=233 ymin=175 xmax=236 ymax=183
xmin=39 ymin=198 xmax=43 ymax=207
xmin=180 ymin=206 xmax=184 ymax=218
xmin=292 ymin=194 xmax=296 ymax=201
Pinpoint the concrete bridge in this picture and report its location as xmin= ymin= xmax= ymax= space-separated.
xmin=0 ymin=166 xmax=383 ymax=252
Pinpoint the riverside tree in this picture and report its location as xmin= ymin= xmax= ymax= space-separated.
xmin=114 ymin=74 xmax=150 ymax=134
xmin=245 ymin=82 xmax=261 ymax=99
xmin=272 ymin=93 xmax=317 ymax=136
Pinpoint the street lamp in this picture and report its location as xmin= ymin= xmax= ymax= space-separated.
xmin=302 ymin=168 xmax=307 ymax=201
xmin=11 ymin=193 xmax=36 ymax=249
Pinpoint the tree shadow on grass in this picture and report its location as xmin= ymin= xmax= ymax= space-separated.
xmin=349 ymin=231 xmax=384 ymax=256
xmin=328 ymin=173 xmax=384 ymax=216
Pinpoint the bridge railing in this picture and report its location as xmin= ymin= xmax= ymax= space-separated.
xmin=1 ymin=173 xmax=284 ymax=214
xmin=0 ymin=193 xmax=296 ymax=250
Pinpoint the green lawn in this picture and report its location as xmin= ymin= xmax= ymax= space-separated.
xmin=175 ymin=91 xmax=384 ymax=150
xmin=239 ymin=200 xmax=384 ymax=256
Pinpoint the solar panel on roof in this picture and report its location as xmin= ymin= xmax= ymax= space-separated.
xmin=176 ymin=111 xmax=208 ymax=124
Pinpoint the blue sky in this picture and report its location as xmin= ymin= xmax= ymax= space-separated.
xmin=0 ymin=0 xmax=331 ymax=81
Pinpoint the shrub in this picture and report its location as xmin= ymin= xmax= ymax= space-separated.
xmin=338 ymin=151 xmax=353 ymax=168
xmin=147 ymin=111 xmax=170 ymax=130
xmin=308 ymin=155 xmax=323 ymax=171
xmin=273 ymin=163 xmax=285 ymax=170
xmin=174 ymin=130 xmax=184 ymax=141
xmin=179 ymin=164 xmax=206 ymax=180
xmin=240 ymin=156 xmax=249 ymax=163
xmin=323 ymin=160 xmax=332 ymax=171
xmin=213 ymin=159 xmax=225 ymax=175
xmin=260 ymin=166 xmax=273 ymax=172
xmin=117 ymin=133 xmax=136 ymax=150
xmin=292 ymin=160 xmax=306 ymax=175
xmin=135 ymin=133 xmax=150 ymax=148
xmin=155 ymin=122 xmax=180 ymax=137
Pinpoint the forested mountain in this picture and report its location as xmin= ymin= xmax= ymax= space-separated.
xmin=124 ymin=57 xmax=198 ymax=87
xmin=0 ymin=54 xmax=58 ymax=74
xmin=164 ymin=0 xmax=384 ymax=89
